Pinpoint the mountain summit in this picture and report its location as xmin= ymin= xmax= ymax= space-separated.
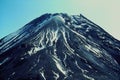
xmin=0 ymin=13 xmax=120 ymax=80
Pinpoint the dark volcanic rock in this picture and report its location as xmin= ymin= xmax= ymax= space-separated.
xmin=0 ymin=13 xmax=120 ymax=80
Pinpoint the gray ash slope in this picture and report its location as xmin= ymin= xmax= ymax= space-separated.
xmin=0 ymin=13 xmax=120 ymax=80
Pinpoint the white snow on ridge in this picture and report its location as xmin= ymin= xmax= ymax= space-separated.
xmin=41 ymin=71 xmax=46 ymax=80
xmin=52 ymin=54 xmax=67 ymax=76
xmin=52 ymin=15 xmax=65 ymax=23
xmin=83 ymin=74 xmax=95 ymax=80
xmin=84 ymin=44 xmax=101 ymax=57
xmin=28 ymin=46 xmax=44 ymax=56
xmin=52 ymin=71 xmax=59 ymax=80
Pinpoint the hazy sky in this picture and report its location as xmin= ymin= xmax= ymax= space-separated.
xmin=0 ymin=0 xmax=120 ymax=40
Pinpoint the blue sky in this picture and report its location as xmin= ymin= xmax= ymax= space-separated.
xmin=0 ymin=0 xmax=120 ymax=40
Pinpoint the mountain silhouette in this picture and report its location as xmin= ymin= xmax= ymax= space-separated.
xmin=0 ymin=13 xmax=120 ymax=80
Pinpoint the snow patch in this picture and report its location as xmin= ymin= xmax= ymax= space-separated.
xmin=28 ymin=46 xmax=44 ymax=56
xmin=52 ymin=71 xmax=59 ymax=80
xmin=52 ymin=54 xmax=67 ymax=76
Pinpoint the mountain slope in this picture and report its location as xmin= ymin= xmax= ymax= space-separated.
xmin=0 ymin=13 xmax=120 ymax=80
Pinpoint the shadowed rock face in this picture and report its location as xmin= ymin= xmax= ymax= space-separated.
xmin=0 ymin=13 xmax=120 ymax=80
